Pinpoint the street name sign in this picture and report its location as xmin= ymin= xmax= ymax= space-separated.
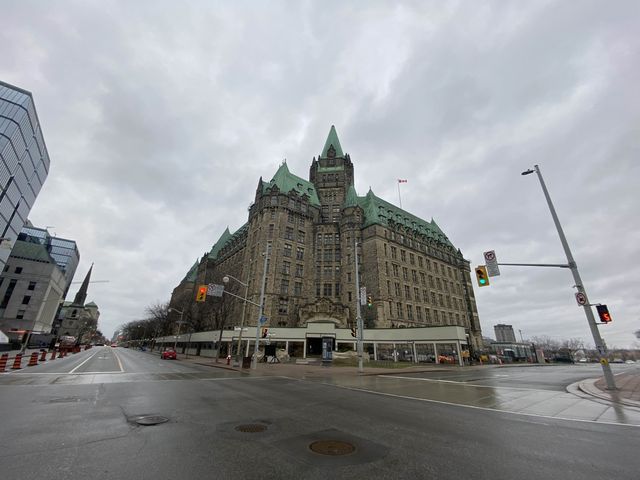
xmin=484 ymin=250 xmax=500 ymax=277
xmin=360 ymin=287 xmax=367 ymax=305
xmin=208 ymin=284 xmax=224 ymax=297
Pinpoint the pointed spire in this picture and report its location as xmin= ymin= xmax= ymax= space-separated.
xmin=73 ymin=263 xmax=93 ymax=306
xmin=344 ymin=185 xmax=358 ymax=208
xmin=320 ymin=125 xmax=344 ymax=158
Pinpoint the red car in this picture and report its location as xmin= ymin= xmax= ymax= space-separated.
xmin=161 ymin=348 xmax=177 ymax=360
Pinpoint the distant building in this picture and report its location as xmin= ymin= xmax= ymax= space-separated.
xmin=0 ymin=238 xmax=66 ymax=337
xmin=494 ymin=324 xmax=517 ymax=343
xmin=19 ymin=222 xmax=79 ymax=297
xmin=56 ymin=265 xmax=100 ymax=343
xmin=0 ymin=81 xmax=50 ymax=267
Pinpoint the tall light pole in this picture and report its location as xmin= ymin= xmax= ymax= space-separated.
xmin=168 ymin=307 xmax=185 ymax=351
xmin=252 ymin=242 xmax=270 ymax=369
xmin=522 ymin=164 xmax=616 ymax=390
xmin=354 ymin=240 xmax=364 ymax=373
xmin=223 ymin=273 xmax=249 ymax=365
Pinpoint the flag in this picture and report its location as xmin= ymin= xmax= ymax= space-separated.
xmin=398 ymin=179 xmax=408 ymax=183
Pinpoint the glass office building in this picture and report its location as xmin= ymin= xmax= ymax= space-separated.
xmin=0 ymin=81 xmax=50 ymax=267
xmin=19 ymin=225 xmax=80 ymax=296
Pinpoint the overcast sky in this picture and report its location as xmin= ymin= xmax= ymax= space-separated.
xmin=2 ymin=0 xmax=638 ymax=348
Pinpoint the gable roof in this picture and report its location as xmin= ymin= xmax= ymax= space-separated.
xmin=182 ymin=259 xmax=200 ymax=283
xmin=207 ymin=223 xmax=249 ymax=261
xmin=262 ymin=162 xmax=321 ymax=206
xmin=346 ymin=188 xmax=454 ymax=247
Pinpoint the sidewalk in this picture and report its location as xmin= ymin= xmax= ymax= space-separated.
xmin=577 ymin=371 xmax=640 ymax=408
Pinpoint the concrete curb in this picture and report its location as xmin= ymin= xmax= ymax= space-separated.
xmin=574 ymin=378 xmax=640 ymax=408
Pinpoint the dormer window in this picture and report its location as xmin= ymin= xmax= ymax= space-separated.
xmin=327 ymin=145 xmax=336 ymax=158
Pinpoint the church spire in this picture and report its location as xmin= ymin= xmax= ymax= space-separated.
xmin=73 ymin=263 xmax=93 ymax=306
xmin=320 ymin=125 xmax=344 ymax=158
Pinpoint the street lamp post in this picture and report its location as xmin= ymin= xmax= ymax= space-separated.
xmin=522 ymin=164 xmax=616 ymax=390
xmin=354 ymin=240 xmax=364 ymax=373
xmin=223 ymin=274 xmax=249 ymax=366
xmin=252 ymin=243 xmax=270 ymax=369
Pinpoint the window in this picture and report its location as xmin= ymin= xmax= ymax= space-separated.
xmin=271 ymin=196 xmax=278 ymax=206
xmin=22 ymin=295 xmax=31 ymax=305
xmin=283 ymin=244 xmax=292 ymax=257
xmin=431 ymin=292 xmax=437 ymax=304
xmin=297 ymin=230 xmax=305 ymax=243
xmin=323 ymin=283 xmax=332 ymax=297
xmin=323 ymin=249 xmax=332 ymax=262
xmin=295 ymin=264 xmax=303 ymax=277
xmin=270 ymin=210 xmax=276 ymax=219
xmin=412 ymin=270 xmax=418 ymax=282
xmin=391 ymin=247 xmax=397 ymax=259
xmin=294 ymin=282 xmax=302 ymax=296
xmin=268 ymin=224 xmax=274 ymax=238
xmin=402 ymin=267 xmax=408 ymax=280
xmin=400 ymin=250 xmax=406 ymax=262
xmin=16 ymin=309 xmax=26 ymax=320
xmin=335 ymin=283 xmax=341 ymax=296
xmin=394 ymin=282 xmax=401 ymax=296
xmin=288 ymin=211 xmax=295 ymax=223
xmin=437 ymin=278 xmax=442 ymax=290
xmin=396 ymin=302 xmax=404 ymax=318
xmin=27 ymin=281 xmax=36 ymax=291
xmin=348 ymin=291 xmax=352 ymax=302
xmin=385 ymin=262 xmax=389 ymax=276
xmin=282 ymin=262 xmax=290 ymax=275
xmin=424 ymin=289 xmax=429 ymax=303
xmin=278 ymin=299 xmax=288 ymax=315
xmin=439 ymin=294 xmax=444 ymax=307
xmin=420 ymin=272 xmax=426 ymax=285
xmin=407 ymin=305 xmax=413 ymax=320
xmin=392 ymin=264 xmax=399 ymax=277
xmin=347 ymin=272 xmax=352 ymax=282
xmin=409 ymin=253 xmax=415 ymax=265
xmin=404 ymin=285 xmax=411 ymax=299
xmin=296 ymin=247 xmax=304 ymax=260
xmin=418 ymin=256 xmax=423 ymax=268
xmin=280 ymin=279 xmax=289 ymax=295
xmin=15 ymin=267 xmax=23 ymax=274
xmin=285 ymin=227 xmax=294 ymax=240
xmin=416 ymin=306 xmax=422 ymax=321
xmin=414 ymin=288 xmax=420 ymax=302
xmin=426 ymin=308 xmax=431 ymax=322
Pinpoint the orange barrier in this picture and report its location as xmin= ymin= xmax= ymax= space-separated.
xmin=39 ymin=350 xmax=47 ymax=362
xmin=58 ymin=350 xmax=64 ymax=359
xmin=11 ymin=353 xmax=23 ymax=370
xmin=0 ymin=353 xmax=8 ymax=372
xmin=28 ymin=352 xmax=38 ymax=366
xmin=50 ymin=350 xmax=57 ymax=360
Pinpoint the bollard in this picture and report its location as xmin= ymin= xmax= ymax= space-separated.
xmin=58 ymin=349 xmax=64 ymax=359
xmin=0 ymin=353 xmax=8 ymax=372
xmin=40 ymin=350 xmax=47 ymax=362
xmin=28 ymin=352 xmax=38 ymax=366
xmin=50 ymin=349 xmax=57 ymax=360
xmin=11 ymin=353 xmax=23 ymax=370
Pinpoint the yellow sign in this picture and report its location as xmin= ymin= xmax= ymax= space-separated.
xmin=600 ymin=358 xmax=609 ymax=366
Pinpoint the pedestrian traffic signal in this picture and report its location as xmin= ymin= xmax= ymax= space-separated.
xmin=195 ymin=285 xmax=207 ymax=302
xmin=350 ymin=327 xmax=357 ymax=338
xmin=261 ymin=328 xmax=269 ymax=338
xmin=475 ymin=266 xmax=490 ymax=287
xmin=367 ymin=295 xmax=373 ymax=307
xmin=596 ymin=304 xmax=612 ymax=323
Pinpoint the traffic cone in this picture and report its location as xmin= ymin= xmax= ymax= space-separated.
xmin=39 ymin=350 xmax=47 ymax=362
xmin=28 ymin=352 xmax=38 ymax=366
xmin=11 ymin=353 xmax=23 ymax=370
xmin=50 ymin=350 xmax=56 ymax=360
xmin=0 ymin=353 xmax=8 ymax=372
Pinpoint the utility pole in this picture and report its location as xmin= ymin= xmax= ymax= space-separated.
xmin=523 ymin=165 xmax=616 ymax=390
xmin=252 ymin=242 xmax=270 ymax=369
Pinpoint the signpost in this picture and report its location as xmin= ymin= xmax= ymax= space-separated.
xmin=484 ymin=250 xmax=500 ymax=277
xmin=359 ymin=287 xmax=367 ymax=305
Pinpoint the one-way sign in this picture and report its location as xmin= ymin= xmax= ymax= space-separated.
xmin=484 ymin=250 xmax=500 ymax=277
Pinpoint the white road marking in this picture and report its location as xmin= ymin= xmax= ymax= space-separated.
xmin=112 ymin=350 xmax=125 ymax=372
xmin=68 ymin=349 xmax=102 ymax=374
xmin=382 ymin=375 xmax=546 ymax=392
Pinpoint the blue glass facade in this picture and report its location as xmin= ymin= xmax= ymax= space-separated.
xmin=0 ymin=81 xmax=50 ymax=267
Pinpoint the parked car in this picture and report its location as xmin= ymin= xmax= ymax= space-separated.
xmin=161 ymin=348 xmax=177 ymax=360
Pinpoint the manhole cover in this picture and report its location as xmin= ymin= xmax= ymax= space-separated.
xmin=135 ymin=415 xmax=169 ymax=426
xmin=309 ymin=440 xmax=356 ymax=456
xmin=235 ymin=424 xmax=267 ymax=433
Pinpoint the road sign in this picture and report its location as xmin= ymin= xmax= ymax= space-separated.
xmin=259 ymin=315 xmax=267 ymax=325
xmin=360 ymin=287 xmax=367 ymax=305
xmin=208 ymin=284 xmax=224 ymax=297
xmin=575 ymin=292 xmax=587 ymax=306
xmin=484 ymin=250 xmax=500 ymax=277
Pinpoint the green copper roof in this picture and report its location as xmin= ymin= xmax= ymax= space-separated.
xmin=208 ymin=227 xmax=232 ymax=259
xmin=344 ymin=185 xmax=358 ymax=208
xmin=345 ymin=188 xmax=454 ymax=247
xmin=10 ymin=240 xmax=56 ymax=263
xmin=262 ymin=162 xmax=321 ymax=206
xmin=321 ymin=125 xmax=344 ymax=158
xmin=183 ymin=259 xmax=200 ymax=282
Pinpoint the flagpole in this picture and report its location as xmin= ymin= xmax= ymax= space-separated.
xmin=397 ymin=180 xmax=403 ymax=209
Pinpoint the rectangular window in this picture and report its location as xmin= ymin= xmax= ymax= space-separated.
xmin=323 ymin=283 xmax=332 ymax=297
xmin=420 ymin=272 xmax=426 ymax=285
xmin=407 ymin=304 xmax=413 ymax=320
xmin=324 ymin=249 xmax=332 ymax=262
xmin=409 ymin=253 xmax=415 ymax=265
xmin=16 ymin=309 xmax=25 ymax=320
xmin=426 ymin=308 xmax=431 ymax=322
xmin=391 ymin=247 xmax=397 ymax=260
xmin=392 ymin=264 xmax=399 ymax=277
xmin=348 ymin=291 xmax=352 ymax=302
xmin=294 ymin=282 xmax=302 ymax=296
xmin=347 ymin=272 xmax=352 ymax=282
xmin=15 ymin=267 xmax=23 ymax=274
xmin=1 ymin=279 xmax=17 ymax=309
xmin=437 ymin=278 xmax=442 ymax=290
xmin=295 ymin=264 xmax=304 ymax=277
xmin=424 ymin=289 xmax=429 ymax=303
xmin=418 ymin=256 xmax=423 ymax=268
xmin=431 ymin=292 xmax=437 ymax=304
xmin=280 ymin=279 xmax=289 ymax=295
xmin=282 ymin=262 xmax=290 ymax=275
xmin=297 ymin=230 xmax=305 ymax=243
xmin=412 ymin=270 xmax=418 ymax=282
xmin=414 ymin=288 xmax=420 ymax=302
xmin=400 ymin=250 xmax=406 ymax=262
xmin=385 ymin=262 xmax=389 ymax=276
xmin=397 ymin=302 xmax=404 ymax=319
xmin=316 ymin=284 xmax=321 ymax=296
xmin=335 ymin=283 xmax=341 ymax=297
xmin=268 ymin=224 xmax=274 ymax=238
xmin=402 ymin=267 xmax=408 ymax=280
xmin=439 ymin=294 xmax=444 ymax=306
xmin=394 ymin=282 xmax=401 ymax=296
xmin=28 ymin=281 xmax=36 ymax=291
xmin=416 ymin=306 xmax=422 ymax=321
xmin=296 ymin=247 xmax=304 ymax=260
xmin=22 ymin=295 xmax=31 ymax=305
xmin=283 ymin=243 xmax=292 ymax=257
xmin=285 ymin=227 xmax=294 ymax=240
xmin=288 ymin=211 xmax=295 ymax=223
xmin=404 ymin=285 xmax=411 ymax=299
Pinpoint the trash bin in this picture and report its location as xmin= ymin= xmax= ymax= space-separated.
xmin=242 ymin=356 xmax=252 ymax=369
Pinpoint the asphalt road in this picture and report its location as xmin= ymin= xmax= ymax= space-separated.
xmin=1 ymin=348 xmax=638 ymax=479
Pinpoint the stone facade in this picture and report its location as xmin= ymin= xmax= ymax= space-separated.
xmin=171 ymin=126 xmax=483 ymax=351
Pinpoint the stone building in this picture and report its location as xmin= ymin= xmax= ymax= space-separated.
xmin=171 ymin=126 xmax=482 ymax=351
xmin=57 ymin=264 xmax=100 ymax=342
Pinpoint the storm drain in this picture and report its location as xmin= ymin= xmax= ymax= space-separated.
xmin=135 ymin=415 xmax=169 ymax=426
xmin=235 ymin=423 xmax=267 ymax=433
xmin=309 ymin=440 xmax=355 ymax=456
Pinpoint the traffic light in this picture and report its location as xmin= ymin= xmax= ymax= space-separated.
xmin=261 ymin=328 xmax=269 ymax=338
xmin=195 ymin=285 xmax=207 ymax=302
xmin=367 ymin=295 xmax=373 ymax=307
xmin=350 ymin=327 xmax=357 ymax=338
xmin=596 ymin=304 xmax=612 ymax=323
xmin=475 ymin=266 xmax=490 ymax=287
